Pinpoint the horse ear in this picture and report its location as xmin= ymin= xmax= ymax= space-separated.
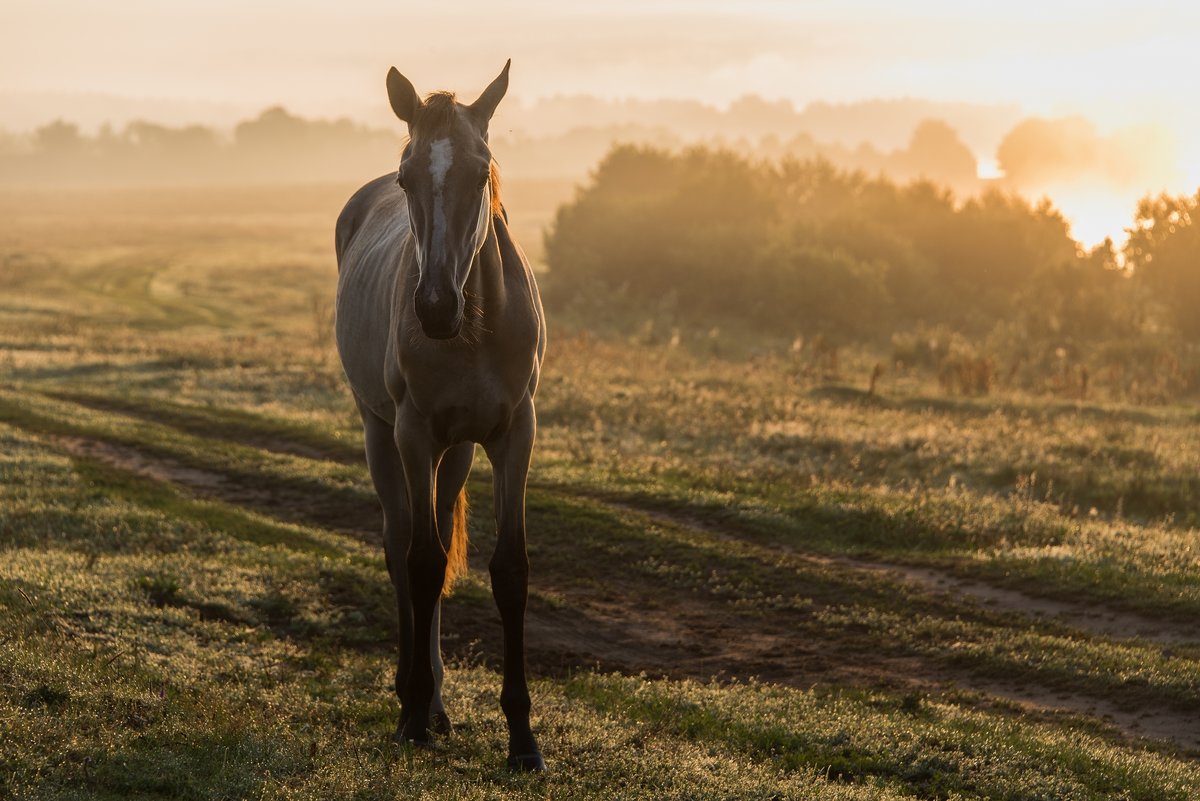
xmin=386 ymin=67 xmax=421 ymax=124
xmin=469 ymin=59 xmax=510 ymax=126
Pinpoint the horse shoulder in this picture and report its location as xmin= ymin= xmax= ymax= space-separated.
xmin=335 ymin=176 xmax=410 ymax=419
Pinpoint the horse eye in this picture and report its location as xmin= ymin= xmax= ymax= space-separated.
xmin=478 ymin=173 xmax=490 ymax=190
xmin=396 ymin=169 xmax=406 ymax=189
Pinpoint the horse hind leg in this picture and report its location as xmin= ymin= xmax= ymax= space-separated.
xmin=429 ymin=441 xmax=474 ymax=736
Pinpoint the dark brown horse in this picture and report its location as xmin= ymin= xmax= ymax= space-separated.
xmin=334 ymin=61 xmax=546 ymax=771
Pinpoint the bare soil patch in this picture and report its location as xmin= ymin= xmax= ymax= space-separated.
xmin=48 ymin=391 xmax=360 ymax=464
xmin=617 ymin=501 xmax=1200 ymax=646
xmin=53 ymin=434 xmax=380 ymax=538
xmin=841 ymin=559 xmax=1200 ymax=646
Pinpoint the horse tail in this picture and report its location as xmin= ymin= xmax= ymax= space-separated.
xmin=442 ymin=486 xmax=469 ymax=597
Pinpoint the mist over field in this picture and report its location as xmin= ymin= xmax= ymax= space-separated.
xmin=0 ymin=91 xmax=1181 ymax=246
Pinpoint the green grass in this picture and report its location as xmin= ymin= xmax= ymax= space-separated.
xmin=2 ymin=186 xmax=1199 ymax=799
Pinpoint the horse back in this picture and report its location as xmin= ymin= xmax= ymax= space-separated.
xmin=336 ymin=175 xmax=402 ymax=266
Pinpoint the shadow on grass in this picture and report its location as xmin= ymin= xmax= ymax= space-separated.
xmin=46 ymin=388 xmax=363 ymax=465
xmin=0 ymin=392 xmax=381 ymax=539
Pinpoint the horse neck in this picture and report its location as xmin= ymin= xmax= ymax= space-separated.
xmin=465 ymin=213 xmax=509 ymax=320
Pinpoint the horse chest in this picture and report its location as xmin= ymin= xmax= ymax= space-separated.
xmin=397 ymin=351 xmax=533 ymax=445
xmin=430 ymin=398 xmax=511 ymax=445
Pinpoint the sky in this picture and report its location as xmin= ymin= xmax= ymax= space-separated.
xmin=4 ymin=1 xmax=1199 ymax=242
xmin=4 ymin=1 xmax=1197 ymax=125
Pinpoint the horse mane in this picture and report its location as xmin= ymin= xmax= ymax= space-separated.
xmin=488 ymin=160 xmax=503 ymax=217
xmin=409 ymin=91 xmax=504 ymax=217
xmin=412 ymin=91 xmax=460 ymax=135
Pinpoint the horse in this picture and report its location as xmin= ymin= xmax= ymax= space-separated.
xmin=334 ymin=60 xmax=547 ymax=772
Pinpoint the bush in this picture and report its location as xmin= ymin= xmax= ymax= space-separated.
xmin=545 ymin=143 xmax=1200 ymax=401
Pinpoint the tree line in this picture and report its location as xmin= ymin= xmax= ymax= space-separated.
xmin=0 ymin=108 xmax=398 ymax=186
xmin=1 ymin=104 xmax=1161 ymax=196
xmin=0 ymin=107 xmax=982 ymax=189
xmin=544 ymin=145 xmax=1198 ymax=402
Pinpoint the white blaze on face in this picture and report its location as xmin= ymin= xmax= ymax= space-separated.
xmin=428 ymin=138 xmax=454 ymax=268
xmin=429 ymin=138 xmax=453 ymax=188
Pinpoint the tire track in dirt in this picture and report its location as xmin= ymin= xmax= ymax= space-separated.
xmin=48 ymin=431 xmax=1200 ymax=752
xmin=837 ymin=560 xmax=1200 ymax=646
xmin=54 ymin=434 xmax=382 ymax=540
xmin=606 ymin=501 xmax=1200 ymax=647
xmin=45 ymin=390 xmax=361 ymax=465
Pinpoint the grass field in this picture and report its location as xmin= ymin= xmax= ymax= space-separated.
xmin=2 ymin=185 xmax=1200 ymax=800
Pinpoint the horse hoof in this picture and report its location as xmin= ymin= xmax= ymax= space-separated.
xmin=429 ymin=711 xmax=453 ymax=736
xmin=393 ymin=734 xmax=439 ymax=751
xmin=506 ymin=751 xmax=546 ymax=772
xmin=392 ymin=726 xmax=437 ymax=749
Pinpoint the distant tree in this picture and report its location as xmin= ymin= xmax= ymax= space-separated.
xmin=996 ymin=116 xmax=1100 ymax=185
xmin=548 ymin=145 xmax=780 ymax=315
xmin=34 ymin=120 xmax=85 ymax=154
xmin=1017 ymin=238 xmax=1135 ymax=347
xmin=234 ymin=106 xmax=311 ymax=150
xmin=930 ymin=191 xmax=1077 ymax=328
xmin=901 ymin=119 xmax=977 ymax=188
xmin=995 ymin=116 xmax=1173 ymax=190
xmin=1125 ymin=191 xmax=1200 ymax=340
xmin=126 ymin=121 xmax=219 ymax=151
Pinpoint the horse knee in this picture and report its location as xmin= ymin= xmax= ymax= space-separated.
xmin=382 ymin=525 xmax=410 ymax=582
xmin=409 ymin=546 xmax=448 ymax=599
xmin=489 ymin=550 xmax=528 ymax=582
xmin=489 ymin=555 xmax=529 ymax=601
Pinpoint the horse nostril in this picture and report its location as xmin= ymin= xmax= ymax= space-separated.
xmin=415 ymin=284 xmax=461 ymax=325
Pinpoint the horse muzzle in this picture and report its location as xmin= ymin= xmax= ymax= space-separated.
xmin=414 ymin=284 xmax=464 ymax=340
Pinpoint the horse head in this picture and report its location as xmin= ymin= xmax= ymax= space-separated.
xmin=386 ymin=61 xmax=509 ymax=340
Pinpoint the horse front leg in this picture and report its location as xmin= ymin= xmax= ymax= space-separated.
xmin=484 ymin=397 xmax=544 ymax=771
xmin=395 ymin=412 xmax=448 ymax=745
xmin=356 ymin=402 xmax=416 ymax=736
